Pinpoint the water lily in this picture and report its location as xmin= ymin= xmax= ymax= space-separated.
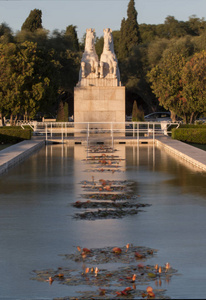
xmin=77 ymin=246 xmax=81 ymax=252
xmin=82 ymin=248 xmax=91 ymax=254
xmin=112 ymin=247 xmax=122 ymax=254
xmin=165 ymin=262 xmax=171 ymax=272
xmin=132 ymin=274 xmax=136 ymax=281
xmin=154 ymin=264 xmax=158 ymax=271
xmin=95 ymin=267 xmax=99 ymax=276
xmin=46 ymin=277 xmax=53 ymax=285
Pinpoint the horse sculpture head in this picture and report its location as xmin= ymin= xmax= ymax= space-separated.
xmin=85 ymin=28 xmax=96 ymax=52
xmin=103 ymin=28 xmax=114 ymax=53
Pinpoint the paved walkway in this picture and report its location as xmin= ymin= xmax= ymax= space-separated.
xmin=156 ymin=136 xmax=206 ymax=171
xmin=0 ymin=138 xmax=45 ymax=175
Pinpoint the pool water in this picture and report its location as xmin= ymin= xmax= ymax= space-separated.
xmin=0 ymin=144 xmax=206 ymax=299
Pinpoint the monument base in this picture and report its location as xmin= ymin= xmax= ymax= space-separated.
xmin=74 ymin=86 xmax=125 ymax=134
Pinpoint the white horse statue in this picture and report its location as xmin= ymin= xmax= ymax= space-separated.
xmin=79 ymin=28 xmax=99 ymax=80
xmin=100 ymin=28 xmax=120 ymax=81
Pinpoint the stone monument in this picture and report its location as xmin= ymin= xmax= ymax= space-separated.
xmin=74 ymin=28 xmax=125 ymax=130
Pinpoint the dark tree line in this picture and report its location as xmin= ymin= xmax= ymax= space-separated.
xmin=1 ymin=2 xmax=206 ymax=124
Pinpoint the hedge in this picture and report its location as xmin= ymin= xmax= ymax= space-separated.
xmin=172 ymin=128 xmax=206 ymax=144
xmin=0 ymin=127 xmax=32 ymax=143
xmin=179 ymin=124 xmax=206 ymax=129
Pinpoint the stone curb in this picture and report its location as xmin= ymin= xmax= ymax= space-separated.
xmin=0 ymin=139 xmax=45 ymax=175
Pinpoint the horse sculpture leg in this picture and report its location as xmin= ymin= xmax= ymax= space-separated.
xmin=95 ymin=61 xmax=99 ymax=78
xmin=81 ymin=61 xmax=85 ymax=78
xmin=100 ymin=61 xmax=104 ymax=78
xmin=113 ymin=61 xmax=117 ymax=78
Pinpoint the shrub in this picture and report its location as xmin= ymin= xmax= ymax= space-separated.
xmin=172 ymin=128 xmax=206 ymax=144
xmin=179 ymin=124 xmax=206 ymax=129
xmin=132 ymin=101 xmax=144 ymax=122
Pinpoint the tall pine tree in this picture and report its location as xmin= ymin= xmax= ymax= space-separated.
xmin=119 ymin=0 xmax=141 ymax=59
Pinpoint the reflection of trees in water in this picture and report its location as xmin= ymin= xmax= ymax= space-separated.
xmin=125 ymin=145 xmax=206 ymax=198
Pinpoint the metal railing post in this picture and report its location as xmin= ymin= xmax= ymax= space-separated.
xmin=87 ymin=124 xmax=89 ymax=158
xmin=45 ymin=123 xmax=47 ymax=141
xmin=111 ymin=122 xmax=114 ymax=149
xmin=51 ymin=123 xmax=52 ymax=138
xmin=62 ymin=123 xmax=63 ymax=143
xmin=88 ymin=123 xmax=90 ymax=138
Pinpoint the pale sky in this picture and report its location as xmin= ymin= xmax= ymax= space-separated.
xmin=1 ymin=0 xmax=206 ymax=41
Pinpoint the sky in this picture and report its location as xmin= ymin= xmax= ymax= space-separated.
xmin=1 ymin=0 xmax=206 ymax=41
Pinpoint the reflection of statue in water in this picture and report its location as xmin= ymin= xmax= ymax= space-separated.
xmin=100 ymin=28 xmax=120 ymax=81
xmin=79 ymin=28 xmax=99 ymax=80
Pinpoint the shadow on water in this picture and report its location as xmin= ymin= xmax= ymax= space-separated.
xmin=0 ymin=144 xmax=206 ymax=299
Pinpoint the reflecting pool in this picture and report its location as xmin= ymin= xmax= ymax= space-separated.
xmin=0 ymin=144 xmax=206 ymax=299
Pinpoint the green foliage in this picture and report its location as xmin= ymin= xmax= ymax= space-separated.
xmin=119 ymin=0 xmax=141 ymax=59
xmin=95 ymin=36 xmax=104 ymax=58
xmin=21 ymin=9 xmax=43 ymax=32
xmin=0 ymin=41 xmax=60 ymax=123
xmin=180 ymin=124 xmax=206 ymax=128
xmin=0 ymin=127 xmax=31 ymax=143
xmin=0 ymin=23 xmax=14 ymax=44
xmin=132 ymin=100 xmax=144 ymax=121
xmin=147 ymin=38 xmax=170 ymax=67
xmin=56 ymin=100 xmax=64 ymax=122
xmin=147 ymin=51 xmax=186 ymax=120
xmin=56 ymin=100 xmax=69 ymax=122
xmin=15 ymin=28 xmax=49 ymax=46
xmin=181 ymin=50 xmax=206 ymax=123
xmin=139 ymin=15 xmax=206 ymax=44
xmin=63 ymin=102 xmax=69 ymax=121
xmin=172 ymin=128 xmax=206 ymax=144
xmin=65 ymin=25 xmax=79 ymax=51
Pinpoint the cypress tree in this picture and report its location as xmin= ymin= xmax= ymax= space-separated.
xmin=56 ymin=100 xmax=65 ymax=122
xmin=65 ymin=25 xmax=79 ymax=51
xmin=132 ymin=100 xmax=144 ymax=121
xmin=126 ymin=0 xmax=141 ymax=48
xmin=21 ymin=9 xmax=43 ymax=32
xmin=119 ymin=0 xmax=141 ymax=58
xmin=119 ymin=18 xmax=128 ymax=59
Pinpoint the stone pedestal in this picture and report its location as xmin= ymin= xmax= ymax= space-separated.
xmin=74 ymin=85 xmax=125 ymax=130
xmin=74 ymin=28 xmax=125 ymax=136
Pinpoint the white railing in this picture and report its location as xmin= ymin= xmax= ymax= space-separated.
xmin=30 ymin=121 xmax=180 ymax=144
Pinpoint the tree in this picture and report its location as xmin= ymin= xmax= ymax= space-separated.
xmin=132 ymin=100 xmax=144 ymax=121
xmin=64 ymin=102 xmax=69 ymax=121
xmin=56 ymin=100 xmax=69 ymax=122
xmin=0 ymin=43 xmax=19 ymax=124
xmin=119 ymin=0 xmax=141 ymax=59
xmin=187 ymin=15 xmax=206 ymax=36
xmin=181 ymin=51 xmax=206 ymax=123
xmin=0 ymin=41 xmax=60 ymax=124
xmin=56 ymin=100 xmax=64 ymax=122
xmin=0 ymin=23 xmax=13 ymax=43
xmin=21 ymin=9 xmax=43 ymax=32
xmin=95 ymin=36 xmax=104 ymax=58
xmin=65 ymin=25 xmax=79 ymax=51
xmin=147 ymin=51 xmax=186 ymax=121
